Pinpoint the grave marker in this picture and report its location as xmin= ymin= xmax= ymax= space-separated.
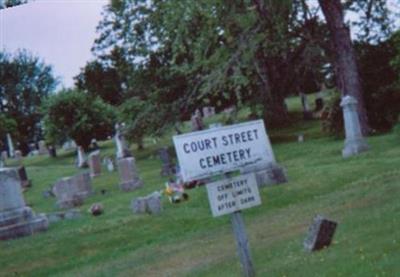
xmin=88 ymin=150 xmax=101 ymax=178
xmin=117 ymin=157 xmax=143 ymax=191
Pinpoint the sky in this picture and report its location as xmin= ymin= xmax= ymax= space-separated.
xmin=0 ymin=0 xmax=108 ymax=88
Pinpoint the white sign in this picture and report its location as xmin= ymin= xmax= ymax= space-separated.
xmin=206 ymin=173 xmax=261 ymax=217
xmin=173 ymin=120 xmax=275 ymax=181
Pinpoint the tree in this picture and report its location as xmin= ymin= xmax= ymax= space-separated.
xmin=0 ymin=0 xmax=28 ymax=9
xmin=42 ymin=90 xmax=116 ymax=151
xmin=74 ymin=60 xmax=124 ymax=106
xmin=0 ymin=50 xmax=58 ymax=153
xmin=318 ymin=0 xmax=369 ymax=135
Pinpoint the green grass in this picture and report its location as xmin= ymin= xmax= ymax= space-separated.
xmin=0 ymin=95 xmax=399 ymax=276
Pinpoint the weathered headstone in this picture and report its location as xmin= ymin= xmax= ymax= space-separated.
xmin=203 ymin=106 xmax=216 ymax=118
xmin=38 ymin=140 xmax=48 ymax=155
xmin=131 ymin=191 xmax=162 ymax=215
xmin=88 ymin=150 xmax=101 ymax=178
xmin=340 ymin=96 xmax=369 ymax=158
xmin=117 ymin=157 xmax=143 ymax=191
xmin=62 ymin=139 xmax=77 ymax=151
xmin=158 ymin=147 xmax=175 ymax=176
xmin=304 ymin=215 xmax=337 ymax=251
xmin=16 ymin=166 xmax=32 ymax=188
xmin=76 ymin=146 xmax=88 ymax=168
xmin=114 ymin=123 xmax=132 ymax=159
xmin=0 ymin=168 xmax=48 ymax=240
xmin=7 ymin=133 xmax=15 ymax=158
xmin=53 ymin=172 xmax=93 ymax=209
xmin=190 ymin=114 xmax=204 ymax=131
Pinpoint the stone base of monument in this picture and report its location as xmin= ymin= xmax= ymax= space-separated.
xmin=0 ymin=206 xmax=48 ymax=240
xmin=241 ymin=163 xmax=288 ymax=187
xmin=342 ymin=138 xmax=369 ymax=158
xmin=119 ymin=180 xmax=143 ymax=192
xmin=304 ymin=215 xmax=337 ymax=251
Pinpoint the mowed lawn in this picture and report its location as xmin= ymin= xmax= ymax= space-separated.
xmin=0 ymin=97 xmax=399 ymax=276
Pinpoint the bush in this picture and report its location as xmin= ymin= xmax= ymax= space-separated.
xmin=42 ymin=90 xmax=116 ymax=150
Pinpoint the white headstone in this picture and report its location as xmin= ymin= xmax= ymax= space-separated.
xmin=114 ymin=123 xmax=132 ymax=159
xmin=76 ymin=146 xmax=88 ymax=168
xmin=340 ymin=96 xmax=369 ymax=158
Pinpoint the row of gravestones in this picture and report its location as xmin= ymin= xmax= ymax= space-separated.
xmin=1 ymin=95 xmax=364 ymax=250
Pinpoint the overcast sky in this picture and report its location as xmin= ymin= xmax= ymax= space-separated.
xmin=0 ymin=0 xmax=108 ymax=88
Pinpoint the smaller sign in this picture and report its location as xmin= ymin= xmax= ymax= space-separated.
xmin=206 ymin=173 xmax=261 ymax=217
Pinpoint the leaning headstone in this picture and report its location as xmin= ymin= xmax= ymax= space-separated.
xmin=88 ymin=150 xmax=101 ymax=178
xmin=158 ymin=147 xmax=175 ymax=176
xmin=340 ymin=96 xmax=369 ymax=158
xmin=191 ymin=114 xmax=204 ymax=131
xmin=304 ymin=215 xmax=338 ymax=251
xmin=114 ymin=123 xmax=132 ymax=159
xmin=53 ymin=172 xmax=93 ymax=209
xmin=16 ymin=166 xmax=32 ymax=188
xmin=76 ymin=146 xmax=88 ymax=168
xmin=0 ymin=168 xmax=48 ymax=240
xmin=6 ymin=133 xmax=15 ymax=158
xmin=117 ymin=157 xmax=143 ymax=191
xmin=38 ymin=140 xmax=48 ymax=155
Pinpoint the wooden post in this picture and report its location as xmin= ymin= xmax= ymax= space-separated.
xmin=231 ymin=210 xmax=255 ymax=277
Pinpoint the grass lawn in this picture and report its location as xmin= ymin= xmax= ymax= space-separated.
xmin=0 ymin=95 xmax=399 ymax=276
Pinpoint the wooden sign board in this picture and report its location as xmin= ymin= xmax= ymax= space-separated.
xmin=206 ymin=173 xmax=261 ymax=217
xmin=173 ymin=120 xmax=275 ymax=182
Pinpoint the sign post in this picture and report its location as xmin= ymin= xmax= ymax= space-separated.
xmin=173 ymin=120 xmax=273 ymax=277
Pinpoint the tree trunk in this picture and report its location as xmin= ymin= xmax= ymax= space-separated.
xmin=318 ymin=0 xmax=370 ymax=135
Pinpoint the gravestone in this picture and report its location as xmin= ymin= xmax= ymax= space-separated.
xmin=298 ymin=134 xmax=304 ymax=143
xmin=76 ymin=146 xmax=88 ymax=168
xmin=62 ymin=139 xmax=77 ymax=151
xmin=48 ymin=145 xmax=57 ymax=158
xmin=300 ymin=93 xmax=313 ymax=120
xmin=104 ymin=157 xmax=115 ymax=172
xmin=14 ymin=150 xmax=23 ymax=165
xmin=190 ymin=114 xmax=204 ymax=131
xmin=0 ymin=168 xmax=48 ymax=240
xmin=53 ymin=172 xmax=93 ymax=209
xmin=131 ymin=191 xmax=162 ymax=215
xmin=304 ymin=215 xmax=337 ymax=251
xmin=38 ymin=140 xmax=48 ymax=155
xmin=7 ymin=133 xmax=15 ymax=158
xmin=114 ymin=123 xmax=132 ymax=159
xmin=46 ymin=209 xmax=81 ymax=223
xmin=17 ymin=166 xmax=32 ymax=188
xmin=203 ymin=106 xmax=216 ymax=118
xmin=1 ymin=150 xmax=8 ymax=161
xmin=315 ymin=91 xmax=324 ymax=112
xmin=158 ymin=147 xmax=175 ymax=176
xmin=340 ymin=96 xmax=369 ymax=158
xmin=88 ymin=150 xmax=101 ymax=178
xmin=117 ymin=157 xmax=143 ymax=191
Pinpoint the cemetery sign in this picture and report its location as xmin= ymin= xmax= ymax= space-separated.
xmin=173 ymin=120 xmax=274 ymax=182
xmin=206 ymin=173 xmax=261 ymax=217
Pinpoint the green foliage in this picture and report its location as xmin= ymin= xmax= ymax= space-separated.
xmin=42 ymin=90 xmax=116 ymax=150
xmin=74 ymin=60 xmax=124 ymax=106
xmin=0 ymin=50 xmax=57 ymax=153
